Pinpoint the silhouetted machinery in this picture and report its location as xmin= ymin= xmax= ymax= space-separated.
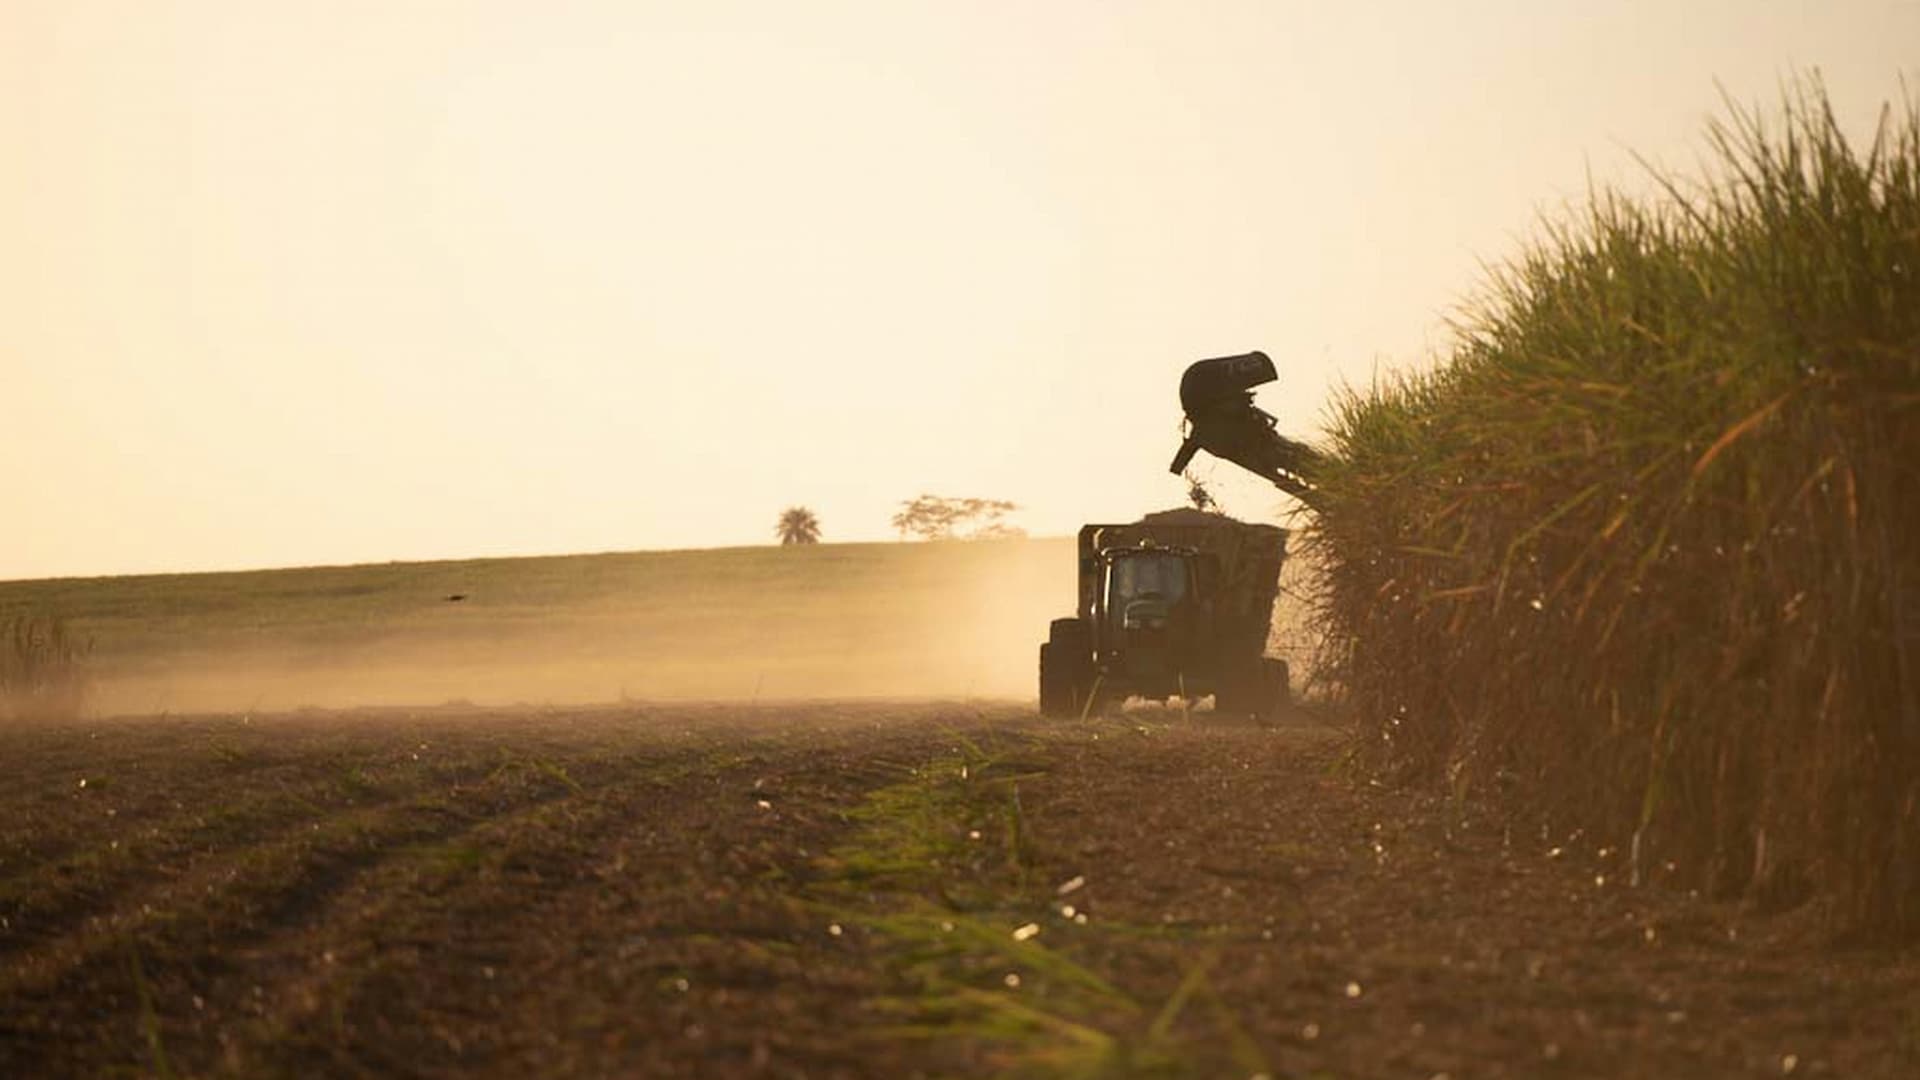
xmin=1036 ymin=350 xmax=1322 ymax=720
xmin=1169 ymin=351 xmax=1321 ymax=505
xmin=1037 ymin=511 xmax=1290 ymax=721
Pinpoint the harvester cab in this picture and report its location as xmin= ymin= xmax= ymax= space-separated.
xmin=1169 ymin=351 xmax=1323 ymax=506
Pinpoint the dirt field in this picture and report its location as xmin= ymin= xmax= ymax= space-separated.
xmin=4 ymin=702 xmax=1914 ymax=1078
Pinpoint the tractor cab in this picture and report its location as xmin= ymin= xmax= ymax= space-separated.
xmin=1040 ymin=515 xmax=1287 ymax=720
xmin=1099 ymin=545 xmax=1196 ymax=635
xmin=1089 ymin=543 xmax=1214 ymax=700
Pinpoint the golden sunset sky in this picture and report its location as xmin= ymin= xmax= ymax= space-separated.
xmin=4 ymin=1 xmax=1915 ymax=579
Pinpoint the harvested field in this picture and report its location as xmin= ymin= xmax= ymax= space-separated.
xmin=4 ymin=703 xmax=1914 ymax=1078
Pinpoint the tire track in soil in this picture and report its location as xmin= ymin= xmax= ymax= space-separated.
xmin=0 ymin=716 xmax=446 ymax=875
xmin=195 ymin=743 xmax=753 ymax=1078
xmin=0 ymin=707 xmax=735 ymax=958
xmin=0 ymin=711 xmax=666 ymax=886
xmin=0 ymin=755 xmax=514 ymax=962
xmin=236 ymin=727 xmax=986 ymax=1079
xmin=0 ymin=707 xmax=1005 ymax=1080
xmin=0 ymin=738 xmax=319 ymax=885
xmin=0 ymin=748 xmax=656 ymax=1077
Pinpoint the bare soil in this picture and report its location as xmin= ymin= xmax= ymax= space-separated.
xmin=2 ymin=703 xmax=1914 ymax=1078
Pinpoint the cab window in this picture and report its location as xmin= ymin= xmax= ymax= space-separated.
xmin=1105 ymin=553 xmax=1190 ymax=610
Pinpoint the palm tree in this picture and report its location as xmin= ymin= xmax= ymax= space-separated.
xmin=775 ymin=506 xmax=821 ymax=545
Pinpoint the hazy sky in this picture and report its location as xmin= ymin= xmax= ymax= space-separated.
xmin=4 ymin=1 xmax=1915 ymax=579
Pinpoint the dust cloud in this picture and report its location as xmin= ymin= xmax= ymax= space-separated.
xmin=83 ymin=539 xmax=1078 ymax=716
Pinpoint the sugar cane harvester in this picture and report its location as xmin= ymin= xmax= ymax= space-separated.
xmin=1169 ymin=350 xmax=1322 ymax=507
xmin=1037 ymin=351 xmax=1321 ymax=720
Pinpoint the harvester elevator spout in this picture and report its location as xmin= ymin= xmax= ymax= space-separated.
xmin=1170 ymin=350 xmax=1323 ymax=507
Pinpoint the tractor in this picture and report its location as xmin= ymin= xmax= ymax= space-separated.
xmin=1038 ymin=350 xmax=1321 ymax=720
xmin=1038 ymin=511 xmax=1290 ymax=720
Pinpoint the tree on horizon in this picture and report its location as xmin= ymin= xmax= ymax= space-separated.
xmin=775 ymin=506 xmax=822 ymax=546
xmin=890 ymin=495 xmax=1022 ymax=541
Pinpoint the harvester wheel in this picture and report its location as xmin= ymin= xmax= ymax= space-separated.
xmin=1048 ymin=617 xmax=1091 ymax=652
xmin=1217 ymin=660 xmax=1280 ymax=721
xmin=1041 ymin=618 xmax=1093 ymax=719
xmin=1255 ymin=658 xmax=1292 ymax=723
xmin=1039 ymin=643 xmax=1076 ymax=718
xmin=1213 ymin=668 xmax=1250 ymax=719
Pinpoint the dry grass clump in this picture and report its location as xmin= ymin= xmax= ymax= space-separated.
xmin=1 ymin=615 xmax=91 ymax=721
xmin=1307 ymin=81 xmax=1920 ymax=937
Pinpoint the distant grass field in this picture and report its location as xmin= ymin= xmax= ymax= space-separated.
xmin=0 ymin=538 xmax=1074 ymax=715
